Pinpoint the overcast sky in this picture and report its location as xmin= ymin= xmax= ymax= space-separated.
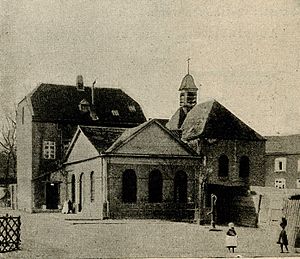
xmin=1 ymin=0 xmax=299 ymax=136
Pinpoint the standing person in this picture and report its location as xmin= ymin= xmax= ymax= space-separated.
xmin=226 ymin=222 xmax=237 ymax=253
xmin=277 ymin=222 xmax=289 ymax=253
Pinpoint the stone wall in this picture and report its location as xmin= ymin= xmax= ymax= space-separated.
xmin=199 ymin=139 xmax=265 ymax=187
xmin=107 ymin=157 xmax=200 ymax=220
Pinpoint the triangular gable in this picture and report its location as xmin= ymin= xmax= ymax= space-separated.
xmin=106 ymin=119 xmax=198 ymax=156
xmin=65 ymin=127 xmax=100 ymax=164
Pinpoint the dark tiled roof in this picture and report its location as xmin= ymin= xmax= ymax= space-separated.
xmin=80 ymin=126 xmax=126 ymax=153
xmin=181 ymin=100 xmax=265 ymax=141
xmin=30 ymin=84 xmax=146 ymax=127
xmin=179 ymin=74 xmax=198 ymax=91
xmin=166 ymin=107 xmax=187 ymax=130
xmin=265 ymin=135 xmax=300 ymax=154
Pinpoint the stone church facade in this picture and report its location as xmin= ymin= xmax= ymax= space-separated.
xmin=167 ymin=72 xmax=266 ymax=225
xmin=62 ymin=120 xmax=201 ymax=220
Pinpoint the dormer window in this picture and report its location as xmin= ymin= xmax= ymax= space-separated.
xmin=128 ymin=105 xmax=136 ymax=112
xmin=79 ymin=99 xmax=90 ymax=113
xmin=111 ymin=110 xmax=119 ymax=116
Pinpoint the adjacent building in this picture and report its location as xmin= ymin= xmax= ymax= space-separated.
xmin=16 ymin=76 xmax=146 ymax=212
xmin=265 ymin=134 xmax=300 ymax=190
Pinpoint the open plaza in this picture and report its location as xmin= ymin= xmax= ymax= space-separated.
xmin=1 ymin=209 xmax=297 ymax=258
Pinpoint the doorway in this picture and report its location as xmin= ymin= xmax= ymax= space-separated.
xmin=46 ymin=182 xmax=60 ymax=209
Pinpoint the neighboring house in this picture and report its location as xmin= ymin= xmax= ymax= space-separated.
xmin=61 ymin=119 xmax=201 ymax=220
xmin=265 ymin=134 xmax=300 ymax=190
xmin=167 ymin=72 xmax=266 ymax=225
xmin=16 ymin=76 xmax=146 ymax=212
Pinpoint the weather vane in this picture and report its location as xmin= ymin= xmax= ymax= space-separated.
xmin=187 ymin=57 xmax=191 ymax=74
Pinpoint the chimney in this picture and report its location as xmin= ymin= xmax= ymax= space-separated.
xmin=76 ymin=75 xmax=84 ymax=90
xmin=92 ymin=80 xmax=96 ymax=106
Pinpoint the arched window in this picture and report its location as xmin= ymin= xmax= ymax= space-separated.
xmin=174 ymin=171 xmax=187 ymax=203
xmin=90 ymin=171 xmax=95 ymax=202
xmin=149 ymin=170 xmax=163 ymax=203
xmin=79 ymin=173 xmax=84 ymax=212
xmin=71 ymin=174 xmax=76 ymax=204
xmin=239 ymin=156 xmax=250 ymax=178
xmin=218 ymin=155 xmax=229 ymax=177
xmin=122 ymin=170 xmax=137 ymax=203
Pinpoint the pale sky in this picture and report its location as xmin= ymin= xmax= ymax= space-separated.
xmin=1 ymin=0 xmax=299 ymax=136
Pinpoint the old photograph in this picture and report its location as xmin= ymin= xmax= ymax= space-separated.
xmin=0 ymin=0 xmax=300 ymax=258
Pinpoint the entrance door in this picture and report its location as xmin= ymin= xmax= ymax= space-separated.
xmin=46 ymin=183 xmax=59 ymax=209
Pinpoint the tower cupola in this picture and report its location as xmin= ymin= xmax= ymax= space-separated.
xmin=179 ymin=59 xmax=198 ymax=112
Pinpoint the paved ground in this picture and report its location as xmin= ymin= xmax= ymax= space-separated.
xmin=0 ymin=209 xmax=299 ymax=258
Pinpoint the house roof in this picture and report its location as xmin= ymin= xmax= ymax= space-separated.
xmin=179 ymin=74 xmax=198 ymax=91
xmin=105 ymin=119 xmax=199 ymax=156
xmin=265 ymin=134 xmax=300 ymax=154
xmin=181 ymin=100 xmax=265 ymax=141
xmin=166 ymin=107 xmax=187 ymax=130
xmin=29 ymin=83 xmax=146 ymax=127
xmin=79 ymin=126 xmax=126 ymax=154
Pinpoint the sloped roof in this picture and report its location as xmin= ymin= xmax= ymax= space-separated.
xmin=266 ymin=134 xmax=300 ymax=154
xmin=29 ymin=84 xmax=146 ymax=127
xmin=181 ymin=100 xmax=265 ymax=141
xmin=166 ymin=107 xmax=187 ymax=130
xmin=79 ymin=126 xmax=126 ymax=154
xmin=106 ymin=119 xmax=198 ymax=155
xmin=179 ymin=74 xmax=198 ymax=91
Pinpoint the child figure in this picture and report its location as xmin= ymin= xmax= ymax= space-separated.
xmin=226 ymin=222 xmax=237 ymax=253
xmin=277 ymin=222 xmax=288 ymax=253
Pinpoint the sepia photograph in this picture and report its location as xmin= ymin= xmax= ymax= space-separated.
xmin=0 ymin=0 xmax=300 ymax=258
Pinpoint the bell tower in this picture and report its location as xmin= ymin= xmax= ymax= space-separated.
xmin=179 ymin=58 xmax=198 ymax=112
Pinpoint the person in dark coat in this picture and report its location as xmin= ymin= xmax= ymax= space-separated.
xmin=277 ymin=222 xmax=288 ymax=253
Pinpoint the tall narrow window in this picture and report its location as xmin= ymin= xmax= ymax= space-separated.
xmin=71 ymin=174 xmax=76 ymax=204
xmin=79 ymin=173 xmax=84 ymax=212
xmin=274 ymin=157 xmax=287 ymax=172
xmin=218 ymin=155 xmax=229 ymax=177
xmin=122 ymin=170 xmax=137 ymax=203
xmin=174 ymin=171 xmax=187 ymax=203
xmin=43 ymin=141 xmax=56 ymax=159
xmin=90 ymin=172 xmax=95 ymax=203
xmin=148 ymin=170 xmax=163 ymax=203
xmin=239 ymin=156 xmax=250 ymax=178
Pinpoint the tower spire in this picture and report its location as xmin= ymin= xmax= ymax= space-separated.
xmin=187 ymin=57 xmax=191 ymax=74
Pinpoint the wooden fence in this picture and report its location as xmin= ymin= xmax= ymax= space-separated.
xmin=283 ymin=199 xmax=300 ymax=250
xmin=0 ymin=214 xmax=21 ymax=253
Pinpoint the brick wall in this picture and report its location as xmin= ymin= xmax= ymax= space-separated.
xmin=107 ymin=157 xmax=200 ymax=220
